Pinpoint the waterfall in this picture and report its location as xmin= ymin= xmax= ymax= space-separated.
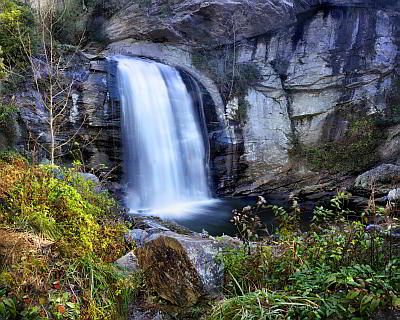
xmin=114 ymin=56 xmax=213 ymax=217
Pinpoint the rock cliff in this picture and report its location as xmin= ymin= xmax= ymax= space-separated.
xmin=12 ymin=0 xmax=400 ymax=196
xmin=99 ymin=0 xmax=400 ymax=194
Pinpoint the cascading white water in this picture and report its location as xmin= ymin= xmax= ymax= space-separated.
xmin=115 ymin=56 xmax=213 ymax=217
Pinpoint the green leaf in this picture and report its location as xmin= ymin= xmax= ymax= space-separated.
xmin=3 ymin=298 xmax=14 ymax=308
xmin=370 ymin=298 xmax=380 ymax=312
xmin=392 ymin=295 xmax=400 ymax=307
xmin=361 ymin=295 xmax=373 ymax=305
xmin=346 ymin=290 xmax=360 ymax=300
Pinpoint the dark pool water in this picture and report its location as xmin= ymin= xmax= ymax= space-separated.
xmin=129 ymin=193 xmax=319 ymax=236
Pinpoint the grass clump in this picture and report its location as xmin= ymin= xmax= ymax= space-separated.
xmin=0 ymin=154 xmax=140 ymax=319
xmin=210 ymin=194 xmax=400 ymax=320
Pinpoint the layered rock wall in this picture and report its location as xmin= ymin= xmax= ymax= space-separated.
xmin=13 ymin=0 xmax=400 ymax=195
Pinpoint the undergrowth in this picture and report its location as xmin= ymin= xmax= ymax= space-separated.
xmin=211 ymin=194 xmax=400 ymax=320
xmin=0 ymin=153 xmax=140 ymax=319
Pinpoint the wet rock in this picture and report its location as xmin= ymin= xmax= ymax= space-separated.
xmin=355 ymin=164 xmax=400 ymax=188
xmin=365 ymin=224 xmax=384 ymax=233
xmin=124 ymin=229 xmax=149 ymax=247
xmin=129 ymin=308 xmax=173 ymax=320
xmin=135 ymin=231 xmax=224 ymax=307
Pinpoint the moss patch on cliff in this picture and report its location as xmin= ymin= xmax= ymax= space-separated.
xmin=290 ymin=113 xmax=386 ymax=174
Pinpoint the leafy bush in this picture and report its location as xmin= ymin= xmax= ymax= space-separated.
xmin=213 ymin=195 xmax=400 ymax=320
xmin=290 ymin=114 xmax=385 ymax=174
xmin=0 ymin=155 xmax=138 ymax=319
xmin=53 ymin=0 xmax=87 ymax=45
xmin=0 ymin=102 xmax=19 ymax=147
xmin=0 ymin=0 xmax=33 ymax=68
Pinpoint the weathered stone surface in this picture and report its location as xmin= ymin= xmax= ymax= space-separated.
xmin=103 ymin=0 xmax=297 ymax=47
xmin=124 ymin=229 xmax=149 ymax=247
xmin=388 ymin=188 xmax=400 ymax=202
xmin=103 ymin=0 xmax=400 ymax=48
xmin=100 ymin=0 xmax=400 ymax=194
xmin=13 ymin=53 xmax=121 ymax=179
xmin=135 ymin=231 xmax=223 ymax=307
xmin=355 ymin=164 xmax=400 ymax=188
xmin=115 ymin=251 xmax=139 ymax=272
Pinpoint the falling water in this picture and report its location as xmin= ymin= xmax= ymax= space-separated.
xmin=115 ymin=56 xmax=213 ymax=217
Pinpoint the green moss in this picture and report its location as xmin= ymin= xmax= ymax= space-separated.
xmin=290 ymin=114 xmax=385 ymax=174
xmin=0 ymin=0 xmax=34 ymax=68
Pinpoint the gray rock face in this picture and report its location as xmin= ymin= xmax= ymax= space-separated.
xmin=14 ymin=53 xmax=121 ymax=178
xmin=388 ymin=188 xmax=400 ymax=201
xmin=14 ymin=0 xmax=400 ymax=196
xmin=100 ymin=0 xmax=400 ymax=193
xmin=103 ymin=1 xmax=400 ymax=47
xmin=355 ymin=164 xmax=400 ymax=188
xmin=104 ymin=0 xmax=297 ymax=47
xmin=124 ymin=229 xmax=150 ymax=247
xmin=115 ymin=251 xmax=139 ymax=272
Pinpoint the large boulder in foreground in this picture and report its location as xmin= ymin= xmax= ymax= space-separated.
xmin=135 ymin=231 xmax=224 ymax=307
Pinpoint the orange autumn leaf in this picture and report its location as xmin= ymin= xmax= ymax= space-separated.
xmin=52 ymin=280 xmax=61 ymax=289
xmin=56 ymin=305 xmax=65 ymax=313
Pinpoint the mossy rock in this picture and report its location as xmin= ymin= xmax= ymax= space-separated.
xmin=135 ymin=231 xmax=224 ymax=307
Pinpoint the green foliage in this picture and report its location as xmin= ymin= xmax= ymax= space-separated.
xmin=268 ymin=197 xmax=301 ymax=233
xmin=312 ymin=191 xmax=354 ymax=224
xmin=209 ymin=289 xmax=320 ymax=320
xmin=0 ymin=0 xmax=33 ymax=68
xmin=0 ymin=102 xmax=18 ymax=147
xmin=5 ymin=164 xmax=125 ymax=258
xmin=231 ymin=196 xmax=266 ymax=243
xmin=213 ymin=195 xmax=400 ymax=320
xmin=53 ymin=0 xmax=87 ymax=45
xmin=0 ymin=157 xmax=139 ymax=319
xmin=0 ymin=103 xmax=18 ymax=123
xmin=0 ymin=45 xmax=6 ymax=78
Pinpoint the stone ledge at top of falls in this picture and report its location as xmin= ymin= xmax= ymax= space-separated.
xmin=103 ymin=0 xmax=400 ymax=47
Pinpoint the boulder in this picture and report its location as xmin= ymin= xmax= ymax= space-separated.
xmin=355 ymin=164 xmax=400 ymax=188
xmin=135 ymin=231 xmax=224 ymax=307
xmin=115 ymin=251 xmax=139 ymax=272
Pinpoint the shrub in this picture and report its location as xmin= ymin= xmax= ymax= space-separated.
xmin=212 ymin=195 xmax=400 ymax=320
xmin=0 ymin=156 xmax=138 ymax=319
xmin=53 ymin=0 xmax=87 ymax=45
xmin=0 ymin=0 xmax=34 ymax=68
